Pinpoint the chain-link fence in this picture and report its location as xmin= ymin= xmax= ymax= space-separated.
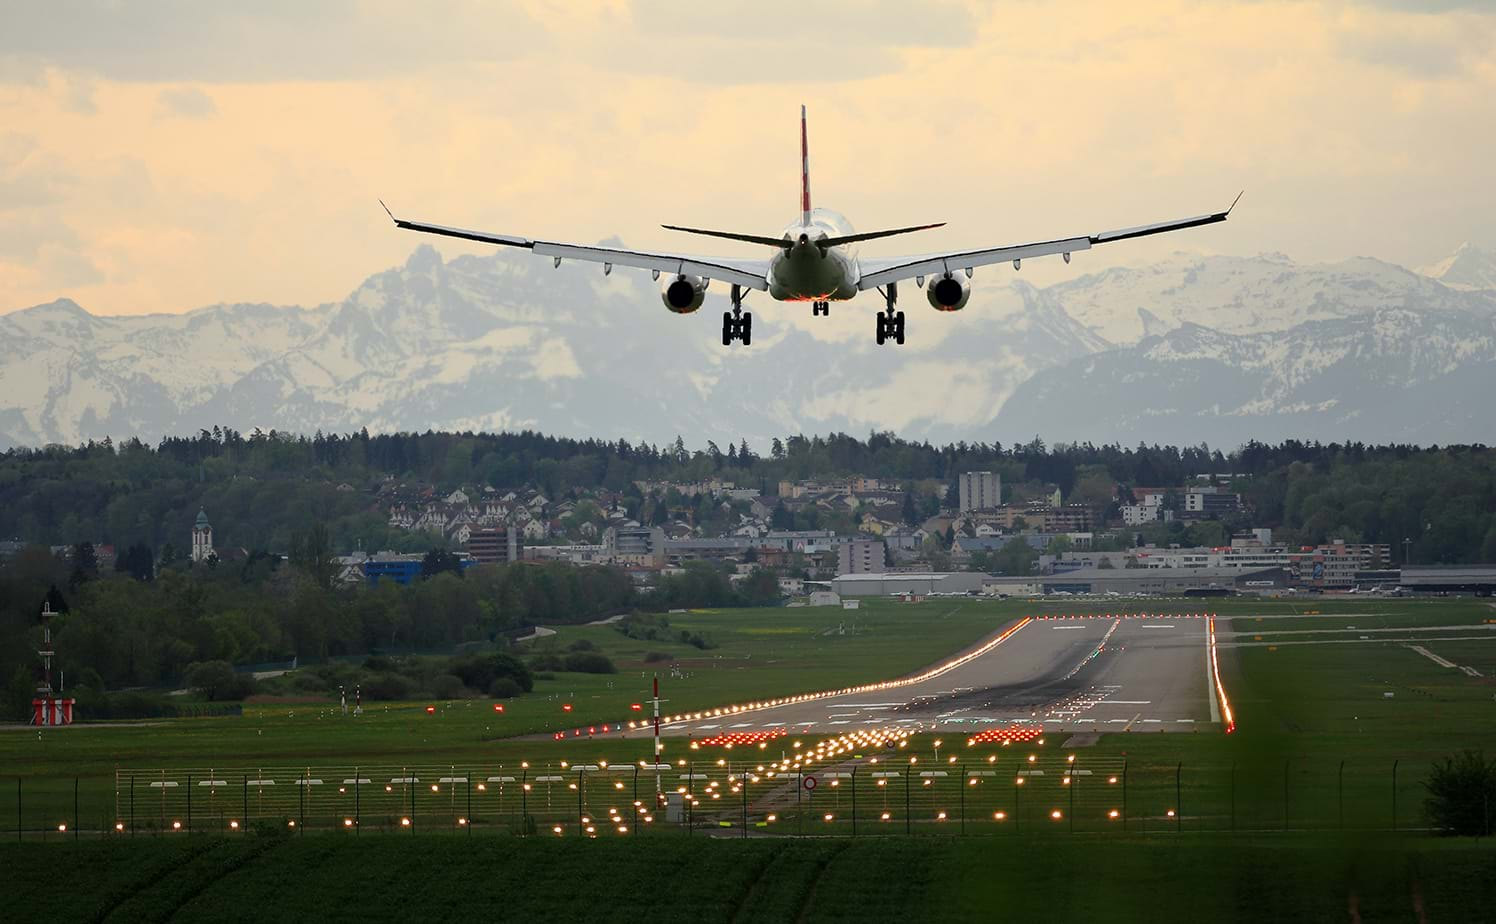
xmin=4 ymin=750 xmax=1456 ymax=840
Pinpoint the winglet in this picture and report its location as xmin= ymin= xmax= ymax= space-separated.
xmin=1225 ymin=190 xmax=1244 ymax=216
xmin=379 ymin=199 xmax=396 ymax=223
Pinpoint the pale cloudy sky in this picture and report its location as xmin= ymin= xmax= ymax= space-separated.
xmin=1 ymin=0 xmax=1493 ymax=315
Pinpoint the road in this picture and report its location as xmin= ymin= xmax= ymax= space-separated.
xmin=652 ymin=615 xmax=1215 ymax=738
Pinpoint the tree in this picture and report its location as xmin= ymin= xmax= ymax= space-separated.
xmin=901 ymin=492 xmax=917 ymax=527
xmin=289 ymin=523 xmax=338 ymax=590
xmin=771 ymin=438 xmax=785 ymax=460
xmin=70 ymin=541 xmax=98 ymax=586
xmin=184 ymin=660 xmax=253 ymax=701
xmin=1424 ymin=750 xmax=1496 ymax=836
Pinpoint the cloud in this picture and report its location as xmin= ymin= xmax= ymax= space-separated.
xmin=155 ymin=86 xmax=216 ymax=119
xmin=0 ymin=1 xmax=546 ymax=83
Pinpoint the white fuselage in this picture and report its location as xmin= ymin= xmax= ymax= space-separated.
xmin=766 ymin=208 xmax=861 ymax=301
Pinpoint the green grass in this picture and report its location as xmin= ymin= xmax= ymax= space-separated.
xmin=7 ymin=598 xmax=1496 ymax=840
xmin=7 ymin=835 xmax=1496 ymax=923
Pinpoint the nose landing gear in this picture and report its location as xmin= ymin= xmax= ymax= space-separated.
xmin=723 ymin=284 xmax=752 ymax=345
xmin=812 ymin=300 xmax=830 ymax=317
xmin=875 ymin=282 xmax=905 ymax=345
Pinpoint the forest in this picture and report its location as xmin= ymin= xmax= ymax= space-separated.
xmin=2 ymin=428 xmax=1493 ymax=562
xmin=0 ymin=531 xmax=780 ymax=720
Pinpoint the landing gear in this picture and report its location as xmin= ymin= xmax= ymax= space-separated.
xmin=875 ymin=281 xmax=904 ymax=345
xmin=723 ymin=284 xmax=751 ymax=345
xmin=876 ymin=309 xmax=904 ymax=345
xmin=812 ymin=300 xmax=830 ymax=316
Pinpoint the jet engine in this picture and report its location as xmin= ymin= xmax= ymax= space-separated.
xmin=926 ymin=272 xmax=971 ymax=311
xmin=661 ymin=274 xmax=708 ymax=314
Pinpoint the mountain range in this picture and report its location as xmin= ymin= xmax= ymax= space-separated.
xmin=2 ymin=240 xmax=1494 ymax=451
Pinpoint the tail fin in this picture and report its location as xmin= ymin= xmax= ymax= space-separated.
xmin=800 ymin=104 xmax=812 ymax=226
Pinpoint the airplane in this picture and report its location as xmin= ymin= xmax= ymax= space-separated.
xmin=382 ymin=106 xmax=1239 ymax=347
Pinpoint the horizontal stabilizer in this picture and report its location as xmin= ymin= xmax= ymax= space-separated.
xmin=662 ymin=221 xmax=945 ymax=251
xmin=819 ymin=222 xmax=944 ymax=248
xmin=661 ymin=225 xmax=790 ymax=248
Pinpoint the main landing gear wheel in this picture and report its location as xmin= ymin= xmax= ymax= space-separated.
xmin=722 ymin=284 xmax=752 ymax=346
xmin=812 ymin=300 xmax=830 ymax=317
xmin=875 ymin=281 xmax=904 ymax=345
xmin=875 ymin=309 xmax=905 ymax=345
xmin=722 ymin=308 xmax=752 ymax=345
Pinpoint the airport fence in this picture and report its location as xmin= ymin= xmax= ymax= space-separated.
xmin=6 ymin=749 xmax=1467 ymax=840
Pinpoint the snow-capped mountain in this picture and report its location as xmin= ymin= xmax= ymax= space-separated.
xmin=1418 ymin=242 xmax=1496 ymax=292
xmin=2 ymin=242 xmax=1493 ymax=450
xmin=996 ymin=308 xmax=1496 ymax=446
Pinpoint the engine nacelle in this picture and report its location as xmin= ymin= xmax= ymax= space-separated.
xmin=926 ymin=272 xmax=971 ymax=311
xmin=661 ymin=274 xmax=708 ymax=314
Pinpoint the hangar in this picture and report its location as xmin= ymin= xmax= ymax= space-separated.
xmin=830 ymin=572 xmax=988 ymax=597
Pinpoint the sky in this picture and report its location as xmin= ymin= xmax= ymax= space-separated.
xmin=1 ymin=0 xmax=1494 ymax=316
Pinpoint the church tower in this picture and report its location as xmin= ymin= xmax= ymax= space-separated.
xmin=191 ymin=507 xmax=214 ymax=562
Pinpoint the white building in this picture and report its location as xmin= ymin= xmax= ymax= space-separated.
xmin=958 ymin=472 xmax=1002 ymax=513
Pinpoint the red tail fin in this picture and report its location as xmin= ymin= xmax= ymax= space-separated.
xmin=800 ymin=105 xmax=811 ymax=226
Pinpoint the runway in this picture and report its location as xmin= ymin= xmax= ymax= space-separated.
xmin=654 ymin=615 xmax=1216 ymax=739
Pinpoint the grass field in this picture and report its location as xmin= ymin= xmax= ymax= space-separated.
xmin=6 ymin=597 xmax=1496 ymax=841
xmin=8 ymin=834 xmax=1496 ymax=923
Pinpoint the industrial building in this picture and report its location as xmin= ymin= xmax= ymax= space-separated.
xmin=830 ymin=572 xmax=988 ymax=597
xmin=1400 ymin=565 xmax=1496 ymax=595
xmin=982 ymin=566 xmax=1289 ymax=597
xmin=467 ymin=526 xmax=522 ymax=565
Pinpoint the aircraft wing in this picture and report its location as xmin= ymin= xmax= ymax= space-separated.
xmin=857 ymin=195 xmax=1240 ymax=290
xmin=382 ymin=203 xmax=771 ymax=291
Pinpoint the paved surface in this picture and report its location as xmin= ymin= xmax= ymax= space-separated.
xmin=655 ymin=615 xmax=1215 ymax=738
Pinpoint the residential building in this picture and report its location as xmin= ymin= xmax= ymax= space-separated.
xmin=958 ymin=472 xmax=1002 ymax=513
xmin=467 ymin=527 xmax=523 ymax=565
xmin=604 ymin=525 xmax=666 ymax=566
xmin=1183 ymin=487 xmax=1243 ymax=517
xmin=837 ymin=537 xmax=886 ymax=575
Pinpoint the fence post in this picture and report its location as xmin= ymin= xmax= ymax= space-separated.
xmin=1120 ymin=761 xmax=1127 ymax=833
xmin=1014 ymin=772 xmax=1021 ymax=835
xmin=15 ymin=777 xmax=19 ymax=842
xmin=241 ymin=775 xmax=246 ymax=832
xmin=409 ymin=769 xmax=415 ymax=835
xmin=960 ymin=764 xmax=967 ymax=836
xmin=850 ymin=766 xmax=857 ymax=837
xmin=131 ymin=774 xmax=136 ymax=838
xmin=466 ymin=774 xmax=472 ymax=837
xmin=1069 ymin=760 xmax=1076 ymax=834
xmin=1391 ymin=760 xmax=1398 ymax=833
xmin=1338 ymin=761 xmax=1345 ymax=831
xmin=687 ymin=762 xmax=695 ymax=836
xmin=355 ymin=768 xmax=360 ymax=836
xmin=298 ymin=770 xmax=304 ymax=834
xmin=633 ymin=766 xmax=640 ymax=838
xmin=1283 ymin=759 xmax=1290 ymax=832
xmin=796 ymin=770 xmax=803 ymax=837
xmin=521 ymin=768 xmax=528 ymax=833
xmin=576 ymin=766 xmax=585 ymax=837
xmin=904 ymin=770 xmax=911 ymax=836
xmin=741 ymin=767 xmax=748 ymax=838
xmin=74 ymin=777 xmax=79 ymax=841
xmin=1230 ymin=761 xmax=1236 ymax=833
xmin=1175 ymin=762 xmax=1182 ymax=833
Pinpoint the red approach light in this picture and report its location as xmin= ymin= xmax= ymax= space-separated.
xmin=493 ymin=703 xmax=504 ymax=712
xmin=563 ymin=703 xmax=573 ymax=712
xmin=631 ymin=703 xmax=643 ymax=711
xmin=425 ymin=706 xmax=436 ymax=715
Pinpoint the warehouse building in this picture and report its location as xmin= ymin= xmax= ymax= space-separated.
xmin=830 ymin=572 xmax=988 ymax=597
